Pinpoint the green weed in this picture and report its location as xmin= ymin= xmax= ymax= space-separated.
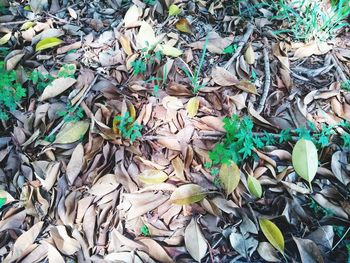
xmin=57 ymin=103 xmax=84 ymax=123
xmin=0 ymin=62 xmax=26 ymax=121
xmin=341 ymin=80 xmax=350 ymax=92
xmin=180 ymin=35 xmax=209 ymax=94
xmin=131 ymin=49 xmax=162 ymax=76
xmin=140 ymin=224 xmax=150 ymax=236
xmin=114 ymin=111 xmax=142 ymax=143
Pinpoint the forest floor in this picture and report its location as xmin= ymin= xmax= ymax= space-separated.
xmin=0 ymin=0 xmax=350 ymax=262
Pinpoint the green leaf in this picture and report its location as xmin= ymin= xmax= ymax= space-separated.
xmin=292 ymin=138 xmax=318 ymax=189
xmin=35 ymin=37 xmax=63 ymax=52
xmin=247 ymin=175 xmax=262 ymax=198
xmin=168 ymin=4 xmax=181 ymax=16
xmin=259 ymin=218 xmax=285 ymax=255
xmin=0 ymin=33 xmax=11 ymax=45
xmin=54 ymin=121 xmax=89 ymax=144
xmin=219 ymin=161 xmax=241 ymax=196
xmin=0 ymin=197 xmax=6 ymax=208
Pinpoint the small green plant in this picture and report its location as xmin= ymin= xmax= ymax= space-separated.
xmin=0 ymin=62 xmax=26 ymax=121
xmin=341 ymin=80 xmax=350 ymax=92
xmin=143 ymin=0 xmax=156 ymax=5
xmin=223 ymin=44 xmax=238 ymax=55
xmin=270 ymin=0 xmax=350 ymax=41
xmin=29 ymin=70 xmax=55 ymax=92
xmin=180 ymin=35 xmax=209 ymax=94
xmin=140 ymin=224 xmax=150 ymax=236
xmin=131 ymin=49 xmax=162 ymax=76
xmin=114 ymin=111 xmax=142 ymax=143
xmin=57 ymin=103 xmax=84 ymax=123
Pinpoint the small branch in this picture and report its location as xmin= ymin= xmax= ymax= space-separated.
xmin=47 ymin=75 xmax=98 ymax=138
xmin=257 ymin=37 xmax=271 ymax=113
xmin=0 ymin=19 xmax=37 ymax=26
xmin=331 ymin=53 xmax=348 ymax=82
xmin=224 ymin=23 xmax=254 ymax=70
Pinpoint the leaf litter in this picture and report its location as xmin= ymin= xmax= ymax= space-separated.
xmin=0 ymin=0 xmax=350 ymax=262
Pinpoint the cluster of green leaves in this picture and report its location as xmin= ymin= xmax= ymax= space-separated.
xmin=131 ymin=49 xmax=162 ymax=76
xmin=142 ymin=0 xmax=156 ymax=5
xmin=114 ymin=111 xmax=142 ymax=143
xmin=0 ymin=62 xmax=26 ymax=121
xmin=208 ymin=114 xmax=350 ymax=166
xmin=29 ymin=70 xmax=54 ymax=92
xmin=270 ymin=0 xmax=350 ymax=41
xmin=180 ymin=35 xmax=209 ymax=94
xmin=57 ymin=103 xmax=84 ymax=123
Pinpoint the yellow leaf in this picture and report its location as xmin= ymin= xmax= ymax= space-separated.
xmin=159 ymin=44 xmax=182 ymax=57
xmin=119 ymin=35 xmax=133 ymax=56
xmin=168 ymin=4 xmax=181 ymax=16
xmin=186 ymin=97 xmax=199 ymax=118
xmin=244 ymin=43 xmax=255 ymax=65
xmin=259 ymin=218 xmax=285 ymax=255
xmin=139 ymin=169 xmax=168 ymax=184
xmin=36 ymin=37 xmax=63 ymax=52
xmin=20 ymin=21 xmax=36 ymax=31
xmin=247 ymin=175 xmax=262 ymax=198
xmin=170 ymin=184 xmax=206 ymax=205
xmin=0 ymin=33 xmax=11 ymax=45
xmin=54 ymin=121 xmax=89 ymax=144
xmin=219 ymin=161 xmax=240 ymax=196
xmin=175 ymin=18 xmax=192 ymax=34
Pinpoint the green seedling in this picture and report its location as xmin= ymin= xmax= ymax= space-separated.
xmin=57 ymin=103 xmax=84 ymax=123
xmin=140 ymin=224 xmax=150 ymax=236
xmin=180 ymin=35 xmax=209 ymax=94
xmin=114 ymin=111 xmax=142 ymax=143
xmin=0 ymin=62 xmax=26 ymax=121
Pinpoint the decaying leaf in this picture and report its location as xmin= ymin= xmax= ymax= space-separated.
xmin=175 ymin=18 xmax=192 ymax=34
xmin=186 ymin=97 xmax=199 ymax=118
xmin=54 ymin=121 xmax=89 ymax=144
xmin=244 ymin=43 xmax=255 ymax=65
xmin=293 ymin=237 xmax=324 ymax=263
xmin=139 ymin=169 xmax=168 ymax=184
xmin=185 ymin=218 xmax=208 ymax=262
xmin=39 ymin=77 xmax=76 ymax=101
xmin=219 ymin=161 xmax=241 ymax=196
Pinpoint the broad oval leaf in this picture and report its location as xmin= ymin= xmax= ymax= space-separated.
xmin=244 ymin=43 xmax=255 ymax=65
xmin=259 ymin=218 xmax=284 ymax=255
xmin=159 ymin=44 xmax=182 ymax=58
xmin=293 ymin=236 xmax=323 ymax=263
xmin=247 ymin=175 xmax=262 ymax=198
xmin=175 ymin=18 xmax=192 ymax=34
xmin=168 ymin=4 xmax=181 ymax=16
xmin=292 ymin=138 xmax=318 ymax=187
xmin=36 ymin=37 xmax=63 ymax=52
xmin=170 ymin=184 xmax=206 ymax=205
xmin=184 ymin=218 xmax=208 ymax=262
xmin=136 ymin=21 xmax=157 ymax=50
xmin=39 ymin=77 xmax=76 ymax=101
xmin=219 ymin=161 xmax=240 ymax=196
xmin=139 ymin=169 xmax=168 ymax=184
xmin=54 ymin=121 xmax=89 ymax=144
xmin=186 ymin=97 xmax=199 ymax=118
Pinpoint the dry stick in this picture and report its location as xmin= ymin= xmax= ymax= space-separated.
xmin=224 ymin=23 xmax=254 ymax=70
xmin=331 ymin=53 xmax=348 ymax=82
xmin=257 ymin=37 xmax=271 ymax=113
xmin=47 ymin=75 xmax=98 ymax=138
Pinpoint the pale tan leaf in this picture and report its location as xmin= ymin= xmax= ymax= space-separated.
xmin=138 ymin=238 xmax=174 ymax=263
xmin=67 ymin=7 xmax=77 ymax=19
xmin=219 ymin=161 xmax=241 ymax=196
xmin=124 ymin=4 xmax=141 ymax=28
xmin=3 ymin=221 xmax=44 ymax=263
xmin=119 ymin=34 xmax=133 ymax=56
xmin=185 ymin=218 xmax=208 ymax=262
xmin=212 ymin=66 xmax=239 ymax=86
xmin=39 ymin=77 xmax=76 ymax=101
xmin=244 ymin=43 xmax=255 ymax=65
xmin=66 ymin=143 xmax=84 ymax=185
xmin=136 ymin=21 xmax=157 ymax=50
xmin=51 ymin=225 xmax=80 ymax=255
xmin=159 ymin=44 xmax=183 ymax=57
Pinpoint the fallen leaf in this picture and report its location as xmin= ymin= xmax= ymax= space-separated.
xmin=219 ymin=161 xmax=241 ymax=196
xmin=293 ymin=237 xmax=324 ymax=263
xmin=67 ymin=7 xmax=77 ymax=19
xmin=184 ymin=218 xmax=208 ymax=262
xmin=54 ymin=121 xmax=89 ymax=144
xmin=124 ymin=4 xmax=140 ymax=28
xmin=292 ymin=138 xmax=318 ymax=188
xmin=136 ymin=21 xmax=157 ymax=50
xmin=159 ymin=44 xmax=183 ymax=57
xmin=187 ymin=97 xmax=199 ymax=118
xmin=0 ymin=33 xmax=11 ymax=45
xmin=170 ymin=184 xmax=206 ymax=205
xmin=247 ymin=175 xmax=262 ymax=198
xmin=168 ymin=4 xmax=181 ymax=16
xmin=230 ymin=231 xmax=258 ymax=259
xmin=259 ymin=218 xmax=284 ymax=255
xmin=66 ymin=143 xmax=84 ymax=185
xmin=39 ymin=77 xmax=76 ymax=101
xmin=175 ymin=18 xmax=192 ymax=34
xmin=244 ymin=43 xmax=255 ymax=65
xmin=35 ymin=37 xmax=63 ymax=52
xmin=139 ymin=169 xmax=168 ymax=184
xmin=257 ymin=242 xmax=280 ymax=262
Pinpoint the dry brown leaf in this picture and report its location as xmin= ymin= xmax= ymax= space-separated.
xmin=175 ymin=18 xmax=192 ymax=34
xmin=39 ymin=77 xmax=76 ymax=101
xmin=119 ymin=34 xmax=133 ymax=56
xmin=66 ymin=143 xmax=84 ymax=185
xmin=124 ymin=4 xmax=141 ymax=28
xmin=245 ymin=43 xmax=255 ymax=65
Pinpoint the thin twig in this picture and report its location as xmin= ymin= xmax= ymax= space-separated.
xmin=0 ymin=19 xmax=38 ymax=26
xmin=47 ymin=75 xmax=98 ymax=138
xmin=224 ymin=23 xmax=254 ymax=70
xmin=331 ymin=53 xmax=348 ymax=82
xmin=332 ymin=227 xmax=350 ymax=250
xmin=257 ymin=37 xmax=271 ymax=113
